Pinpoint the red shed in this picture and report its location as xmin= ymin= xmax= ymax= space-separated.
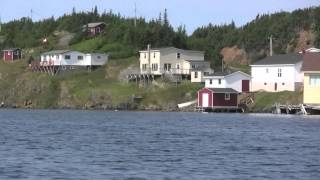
xmin=2 ymin=48 xmax=22 ymax=62
xmin=197 ymin=88 xmax=239 ymax=108
xmin=83 ymin=22 xmax=106 ymax=37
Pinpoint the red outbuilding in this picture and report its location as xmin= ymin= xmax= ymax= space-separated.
xmin=2 ymin=48 xmax=22 ymax=62
xmin=83 ymin=22 xmax=106 ymax=37
xmin=197 ymin=88 xmax=239 ymax=109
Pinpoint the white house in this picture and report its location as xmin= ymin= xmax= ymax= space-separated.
xmin=250 ymin=53 xmax=303 ymax=92
xmin=190 ymin=61 xmax=214 ymax=83
xmin=40 ymin=50 xmax=108 ymax=67
xmin=204 ymin=71 xmax=251 ymax=93
xmin=139 ymin=46 xmax=210 ymax=77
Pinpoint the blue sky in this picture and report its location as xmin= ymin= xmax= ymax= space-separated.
xmin=1 ymin=0 xmax=319 ymax=34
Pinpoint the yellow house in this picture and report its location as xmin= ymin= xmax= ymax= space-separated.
xmin=302 ymin=53 xmax=320 ymax=105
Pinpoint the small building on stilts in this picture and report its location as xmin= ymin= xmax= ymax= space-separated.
xmin=30 ymin=50 xmax=109 ymax=75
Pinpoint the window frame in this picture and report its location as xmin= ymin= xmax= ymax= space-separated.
xmin=177 ymin=53 xmax=181 ymax=59
xmin=225 ymin=93 xmax=231 ymax=101
xmin=194 ymin=71 xmax=198 ymax=78
xmin=64 ymin=55 xmax=71 ymax=60
xmin=278 ymin=68 xmax=282 ymax=77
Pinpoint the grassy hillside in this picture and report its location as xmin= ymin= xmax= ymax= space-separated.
xmin=0 ymin=57 xmax=202 ymax=110
xmin=249 ymin=91 xmax=303 ymax=113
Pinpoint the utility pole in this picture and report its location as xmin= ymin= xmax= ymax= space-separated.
xmin=30 ymin=9 xmax=33 ymax=21
xmin=0 ymin=16 xmax=2 ymax=33
xmin=134 ymin=2 xmax=137 ymax=27
xmin=269 ymin=35 xmax=273 ymax=56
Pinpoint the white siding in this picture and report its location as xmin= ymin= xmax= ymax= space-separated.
xmin=251 ymin=64 xmax=302 ymax=92
xmin=205 ymin=78 xmax=226 ymax=88
xmin=204 ymin=72 xmax=251 ymax=92
xmin=139 ymin=48 xmax=204 ymax=75
xmin=40 ymin=51 xmax=108 ymax=66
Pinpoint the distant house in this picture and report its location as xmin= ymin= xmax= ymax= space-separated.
xmin=197 ymin=88 xmax=239 ymax=109
xmin=250 ymin=53 xmax=303 ymax=92
xmin=2 ymin=48 xmax=22 ymax=62
xmin=83 ymin=22 xmax=106 ymax=37
xmin=190 ymin=61 xmax=213 ymax=83
xmin=40 ymin=50 xmax=108 ymax=68
xmin=139 ymin=46 xmax=210 ymax=77
xmin=301 ymin=53 xmax=320 ymax=105
xmin=204 ymin=71 xmax=251 ymax=93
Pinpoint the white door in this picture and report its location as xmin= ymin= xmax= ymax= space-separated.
xmin=202 ymin=93 xmax=209 ymax=107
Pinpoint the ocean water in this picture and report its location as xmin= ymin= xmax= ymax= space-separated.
xmin=0 ymin=109 xmax=319 ymax=180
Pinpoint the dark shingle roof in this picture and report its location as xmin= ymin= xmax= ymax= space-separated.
xmin=301 ymin=52 xmax=320 ymax=71
xmin=208 ymin=88 xmax=238 ymax=94
xmin=41 ymin=50 xmax=71 ymax=55
xmin=139 ymin=47 xmax=204 ymax=54
xmin=85 ymin=22 xmax=106 ymax=28
xmin=206 ymin=72 xmax=229 ymax=76
xmin=2 ymin=48 xmax=20 ymax=51
xmin=252 ymin=53 xmax=303 ymax=65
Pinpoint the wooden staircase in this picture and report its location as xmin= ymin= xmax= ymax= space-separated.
xmin=239 ymin=92 xmax=255 ymax=112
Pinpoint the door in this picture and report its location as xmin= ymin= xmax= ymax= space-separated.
xmin=274 ymin=83 xmax=277 ymax=91
xmin=202 ymin=93 xmax=209 ymax=107
xmin=242 ymin=80 xmax=250 ymax=92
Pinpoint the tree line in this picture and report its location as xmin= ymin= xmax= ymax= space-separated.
xmin=0 ymin=6 xmax=320 ymax=69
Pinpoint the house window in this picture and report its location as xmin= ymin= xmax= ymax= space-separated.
xmin=144 ymin=53 xmax=146 ymax=59
xmin=218 ymin=79 xmax=222 ymax=84
xmin=204 ymin=72 xmax=209 ymax=76
xmin=266 ymin=68 xmax=269 ymax=73
xmin=142 ymin=64 xmax=147 ymax=71
xmin=264 ymin=83 xmax=267 ymax=85
xmin=209 ymin=79 xmax=213 ymax=84
xmin=282 ymin=83 xmax=285 ymax=85
xmin=151 ymin=63 xmax=158 ymax=71
xmin=97 ymin=56 xmax=101 ymax=59
xmin=153 ymin=53 xmax=156 ymax=58
xmin=191 ymin=64 xmax=196 ymax=69
xmin=309 ymin=75 xmax=320 ymax=86
xmin=164 ymin=63 xmax=171 ymax=71
xmin=194 ymin=72 xmax=198 ymax=78
xmin=65 ymin=55 xmax=71 ymax=60
xmin=225 ymin=93 xmax=231 ymax=101
xmin=176 ymin=64 xmax=180 ymax=69
xmin=77 ymin=56 xmax=84 ymax=60
xmin=177 ymin=53 xmax=181 ymax=59
xmin=278 ymin=68 xmax=282 ymax=77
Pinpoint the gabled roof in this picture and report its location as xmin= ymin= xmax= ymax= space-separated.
xmin=41 ymin=50 xmax=71 ymax=56
xmin=85 ymin=22 xmax=106 ymax=28
xmin=251 ymin=53 xmax=303 ymax=66
xmin=206 ymin=88 xmax=238 ymax=94
xmin=206 ymin=72 xmax=229 ymax=77
xmin=2 ymin=48 xmax=20 ymax=51
xmin=139 ymin=47 xmax=204 ymax=54
xmin=204 ymin=71 xmax=251 ymax=78
xmin=301 ymin=52 xmax=320 ymax=72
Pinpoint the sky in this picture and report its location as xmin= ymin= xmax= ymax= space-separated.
xmin=1 ymin=0 xmax=320 ymax=34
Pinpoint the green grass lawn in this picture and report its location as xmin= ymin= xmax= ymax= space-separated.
xmin=249 ymin=91 xmax=303 ymax=112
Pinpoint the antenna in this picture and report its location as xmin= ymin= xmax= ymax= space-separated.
xmin=30 ymin=9 xmax=33 ymax=21
xmin=134 ymin=2 xmax=137 ymax=27
xmin=269 ymin=35 xmax=273 ymax=56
